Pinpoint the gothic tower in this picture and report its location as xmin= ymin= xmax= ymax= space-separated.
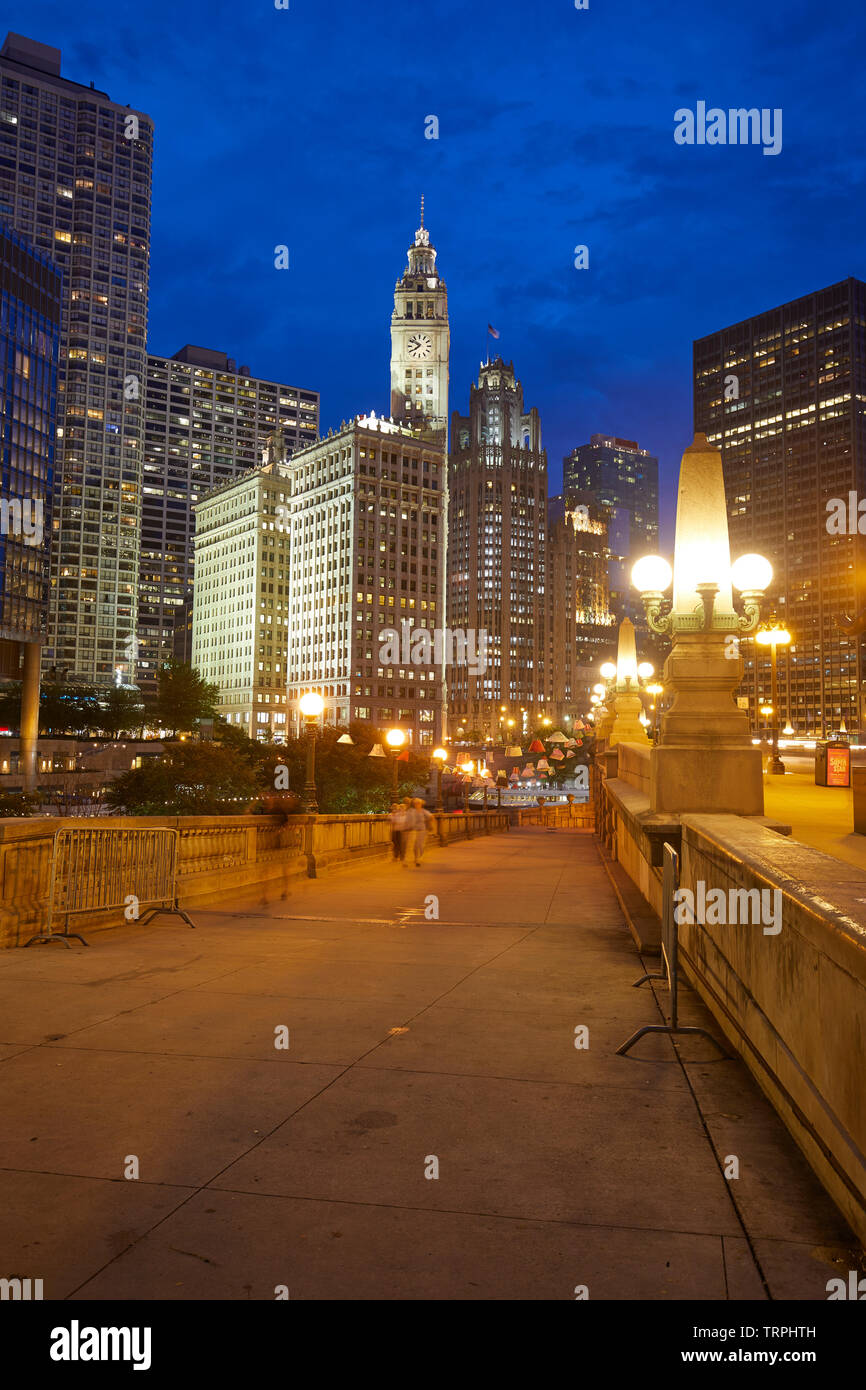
xmin=390 ymin=198 xmax=449 ymax=439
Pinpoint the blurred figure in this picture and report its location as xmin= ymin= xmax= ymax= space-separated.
xmin=408 ymin=797 xmax=435 ymax=866
xmin=389 ymin=801 xmax=406 ymax=861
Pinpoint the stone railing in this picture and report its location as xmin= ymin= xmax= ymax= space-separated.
xmin=597 ymin=743 xmax=866 ymax=1248
xmin=510 ymin=800 xmax=594 ymax=830
xmin=0 ymin=809 xmax=513 ymax=948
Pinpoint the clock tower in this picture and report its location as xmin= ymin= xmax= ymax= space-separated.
xmin=390 ymin=198 xmax=449 ymax=439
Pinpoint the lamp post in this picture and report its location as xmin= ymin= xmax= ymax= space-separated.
xmin=461 ymin=759 xmax=474 ymax=815
xmin=646 ymin=683 xmax=664 ymax=741
xmin=480 ymin=765 xmax=490 ymax=812
xmin=631 ymin=433 xmax=772 ymax=815
xmin=756 ymin=619 xmax=791 ymax=775
xmin=432 ymin=745 xmax=447 ymax=812
xmin=385 ymin=727 xmax=406 ymax=794
xmin=298 ymin=691 xmax=324 ymax=813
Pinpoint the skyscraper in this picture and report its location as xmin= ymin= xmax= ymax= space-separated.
xmin=447 ymin=358 xmax=548 ymax=739
xmin=192 ymin=438 xmax=293 ymax=742
xmin=285 ymin=415 xmax=447 ymax=745
xmin=139 ymin=345 xmax=318 ymax=693
xmin=563 ymin=434 xmax=659 ymax=629
xmin=390 ymin=201 xmax=449 ymax=437
xmin=0 ymin=33 xmax=153 ymax=686
xmin=548 ymin=495 xmax=615 ymax=724
xmin=0 ymin=222 xmax=61 ymax=787
xmin=694 ymin=277 xmax=866 ymax=734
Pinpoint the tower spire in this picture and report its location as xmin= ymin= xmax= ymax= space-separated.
xmin=420 ymin=193 xmax=424 ymax=229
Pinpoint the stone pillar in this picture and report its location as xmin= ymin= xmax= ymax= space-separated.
xmin=20 ymin=641 xmax=40 ymax=794
xmin=651 ymin=631 xmax=763 ymax=814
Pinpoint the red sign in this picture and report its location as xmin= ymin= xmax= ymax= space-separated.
xmin=827 ymin=746 xmax=850 ymax=787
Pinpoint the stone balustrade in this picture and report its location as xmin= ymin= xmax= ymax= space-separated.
xmin=0 ymin=809 xmax=513 ymax=948
xmin=597 ymin=742 xmax=866 ymax=1247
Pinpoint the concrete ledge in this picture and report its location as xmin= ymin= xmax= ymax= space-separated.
xmin=600 ymin=792 xmax=866 ymax=1247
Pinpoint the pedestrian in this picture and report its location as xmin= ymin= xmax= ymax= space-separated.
xmin=388 ymin=801 xmax=406 ymax=861
xmin=409 ymin=797 xmax=435 ymax=866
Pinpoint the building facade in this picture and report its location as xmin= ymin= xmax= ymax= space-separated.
xmin=139 ymin=345 xmax=318 ymax=693
xmin=285 ymin=415 xmax=447 ymax=745
xmin=563 ymin=434 xmax=659 ymax=629
xmin=548 ymin=495 xmax=615 ymax=724
xmin=389 ymin=203 xmax=449 ymax=438
xmin=694 ymin=277 xmax=866 ymax=734
xmin=0 ymin=222 xmax=61 ymax=786
xmin=0 ymin=32 xmax=153 ymax=686
xmin=191 ymin=443 xmax=293 ymax=742
xmin=447 ymin=358 xmax=548 ymax=739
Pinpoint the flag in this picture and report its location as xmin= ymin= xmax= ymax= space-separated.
xmin=487 ymin=324 xmax=500 ymax=339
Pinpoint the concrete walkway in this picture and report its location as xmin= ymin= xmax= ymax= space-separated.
xmin=0 ymin=828 xmax=859 ymax=1301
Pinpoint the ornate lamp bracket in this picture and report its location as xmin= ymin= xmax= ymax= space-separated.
xmin=736 ymin=591 xmax=763 ymax=636
xmin=641 ymin=594 xmax=672 ymax=637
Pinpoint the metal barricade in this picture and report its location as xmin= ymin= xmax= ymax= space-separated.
xmin=616 ymin=843 xmax=728 ymax=1056
xmin=25 ymin=827 xmax=195 ymax=948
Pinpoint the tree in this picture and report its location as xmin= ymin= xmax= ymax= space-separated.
xmin=150 ymin=659 xmax=219 ymax=738
xmin=39 ymin=683 xmax=99 ymax=736
xmin=105 ymin=743 xmax=260 ymax=816
xmin=94 ymin=687 xmax=145 ymax=739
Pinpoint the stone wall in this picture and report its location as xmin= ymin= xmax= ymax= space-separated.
xmin=0 ymin=810 xmax=512 ymax=948
xmin=598 ymin=746 xmax=866 ymax=1247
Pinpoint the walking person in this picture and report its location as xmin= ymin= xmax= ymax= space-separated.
xmin=398 ymin=795 xmax=416 ymax=866
xmin=409 ymin=797 xmax=435 ymax=866
xmin=388 ymin=801 xmax=406 ymax=861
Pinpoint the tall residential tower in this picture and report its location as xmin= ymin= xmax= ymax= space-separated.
xmin=563 ymin=434 xmax=658 ymax=629
xmin=694 ymin=277 xmax=866 ymax=734
xmin=447 ymin=358 xmax=548 ymax=739
xmin=139 ymin=345 xmax=318 ymax=692
xmin=0 ymin=33 xmax=153 ymax=685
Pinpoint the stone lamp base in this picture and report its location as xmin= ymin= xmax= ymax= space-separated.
xmin=608 ymin=691 xmax=651 ymax=749
xmin=650 ymin=632 xmax=764 ymax=815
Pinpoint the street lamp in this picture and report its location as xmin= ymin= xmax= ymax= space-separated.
xmin=756 ymin=619 xmax=791 ymax=775
xmin=631 ymin=433 xmax=772 ymax=814
xmin=460 ymin=759 xmax=474 ymax=815
xmin=432 ymin=745 xmax=447 ymax=812
xmin=646 ymin=682 xmax=664 ymax=741
xmin=298 ymin=691 xmax=325 ymax=813
xmin=385 ymin=726 xmax=406 ymax=793
xmin=479 ymin=764 xmax=491 ymax=811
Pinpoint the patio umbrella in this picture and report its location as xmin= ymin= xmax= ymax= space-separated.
xmin=528 ymin=738 xmax=545 ymax=753
xmin=521 ymin=764 xmax=535 ymax=778
xmin=504 ymin=744 xmax=523 ymax=758
xmin=547 ymin=730 xmax=568 ymax=743
xmin=550 ymin=748 xmax=565 ymax=761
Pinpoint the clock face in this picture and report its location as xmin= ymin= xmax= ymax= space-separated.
xmin=407 ymin=332 xmax=432 ymax=361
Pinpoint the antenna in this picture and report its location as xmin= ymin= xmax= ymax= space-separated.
xmin=420 ymin=193 xmax=425 ymax=228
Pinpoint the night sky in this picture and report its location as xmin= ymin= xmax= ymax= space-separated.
xmin=11 ymin=0 xmax=866 ymax=547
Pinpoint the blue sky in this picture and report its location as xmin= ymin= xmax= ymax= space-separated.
xmin=12 ymin=0 xmax=866 ymax=545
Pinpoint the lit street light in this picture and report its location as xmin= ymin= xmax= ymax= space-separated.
xmin=432 ymin=745 xmax=447 ymax=812
xmin=385 ymin=726 xmax=406 ymax=793
xmin=646 ymin=682 xmax=664 ymax=740
xmin=298 ymin=691 xmax=325 ymax=812
xmin=756 ymin=619 xmax=792 ymax=775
